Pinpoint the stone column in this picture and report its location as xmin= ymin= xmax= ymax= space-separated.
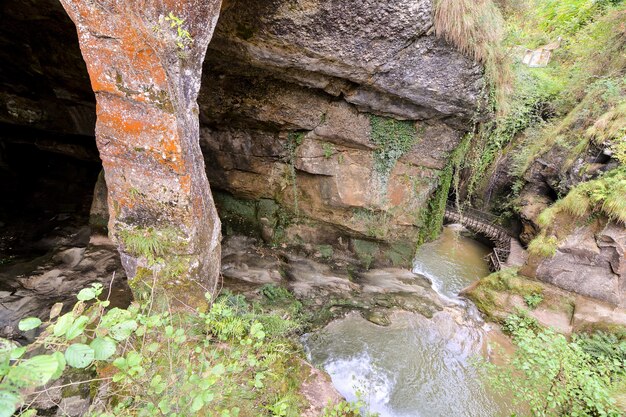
xmin=59 ymin=0 xmax=222 ymax=310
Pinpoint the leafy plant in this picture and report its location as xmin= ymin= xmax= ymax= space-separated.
xmin=1 ymin=283 xmax=348 ymax=417
xmin=0 ymin=283 xmax=120 ymax=417
xmin=369 ymin=116 xmax=419 ymax=180
xmin=502 ymin=311 xmax=540 ymax=335
xmin=524 ymin=292 xmax=544 ymax=309
xmin=322 ymin=143 xmax=335 ymax=159
xmin=485 ymin=325 xmax=625 ymax=416
xmin=164 ymin=12 xmax=193 ymax=50
xmin=285 ymin=132 xmax=305 ymax=216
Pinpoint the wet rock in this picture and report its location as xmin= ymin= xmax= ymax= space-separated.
xmin=363 ymin=309 xmax=391 ymax=326
xmin=464 ymin=271 xmax=626 ymax=334
xmin=0 ymin=234 xmax=129 ymax=341
xmin=299 ymin=360 xmax=344 ymax=417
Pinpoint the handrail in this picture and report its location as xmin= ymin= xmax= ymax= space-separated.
xmin=445 ymin=204 xmax=516 ymax=238
xmin=444 ymin=204 xmax=514 ymax=271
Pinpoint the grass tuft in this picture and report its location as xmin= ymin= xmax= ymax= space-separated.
xmin=536 ymin=206 xmax=557 ymax=228
xmin=433 ymin=0 xmax=513 ymax=113
xmin=527 ymin=233 xmax=559 ymax=257
xmin=557 ymin=188 xmax=591 ymax=218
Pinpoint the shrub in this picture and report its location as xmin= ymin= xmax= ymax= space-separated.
xmin=485 ymin=326 xmax=625 ymax=416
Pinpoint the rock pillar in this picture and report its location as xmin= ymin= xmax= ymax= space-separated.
xmin=59 ymin=0 xmax=222 ymax=309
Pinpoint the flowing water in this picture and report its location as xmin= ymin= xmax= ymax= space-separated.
xmin=304 ymin=225 xmax=514 ymax=417
xmin=412 ymin=225 xmax=491 ymax=299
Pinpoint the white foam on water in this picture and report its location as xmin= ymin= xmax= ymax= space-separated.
xmin=322 ymin=351 xmax=409 ymax=417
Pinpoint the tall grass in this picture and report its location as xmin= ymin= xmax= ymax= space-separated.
xmin=433 ymin=0 xmax=504 ymax=63
xmin=433 ymin=0 xmax=513 ymax=112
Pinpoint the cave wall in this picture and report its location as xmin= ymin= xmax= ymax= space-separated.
xmin=198 ymin=0 xmax=485 ymax=246
xmin=0 ymin=0 xmax=486 ymax=267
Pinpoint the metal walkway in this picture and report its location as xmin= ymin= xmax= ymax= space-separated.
xmin=444 ymin=204 xmax=513 ymax=271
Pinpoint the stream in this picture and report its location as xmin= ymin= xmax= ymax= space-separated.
xmin=304 ymin=225 xmax=514 ymax=417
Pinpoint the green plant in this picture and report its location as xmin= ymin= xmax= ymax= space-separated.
xmin=485 ymin=325 xmax=625 ymax=416
xmin=322 ymin=143 xmax=335 ymax=159
xmin=119 ymin=227 xmax=175 ymax=261
xmin=164 ymin=12 xmax=193 ymax=50
xmin=351 ymin=208 xmax=390 ymax=240
xmin=524 ymin=292 xmax=544 ymax=309
xmin=532 ymin=0 xmax=620 ymax=36
xmin=0 ymin=283 xmax=119 ymax=417
xmin=369 ymin=115 xmax=419 ymax=180
xmin=502 ymin=310 xmax=540 ymax=335
xmin=322 ymin=400 xmax=361 ymax=417
xmin=417 ymin=133 xmax=471 ymax=245
xmin=528 ymin=233 xmax=559 ymax=257
xmin=317 ymin=244 xmax=334 ymax=259
xmin=536 ymin=206 xmax=557 ymax=227
xmin=1 ymin=282 xmax=332 ymax=417
xmin=285 ymin=132 xmax=305 ymax=216
xmin=260 ymin=284 xmax=294 ymax=304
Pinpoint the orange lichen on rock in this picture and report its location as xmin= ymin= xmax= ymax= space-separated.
xmin=59 ymin=0 xmax=224 ymax=309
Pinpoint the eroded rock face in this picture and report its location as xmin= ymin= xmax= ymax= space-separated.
xmin=59 ymin=0 xmax=223 ymax=308
xmin=526 ymin=219 xmax=626 ymax=307
xmin=1 ymin=0 xmax=485 ymax=292
xmin=199 ymin=0 xmax=482 ymax=247
xmin=211 ymin=0 xmax=484 ymax=124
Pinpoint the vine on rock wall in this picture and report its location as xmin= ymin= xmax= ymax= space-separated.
xmin=417 ymin=134 xmax=472 ymax=245
xmin=369 ymin=115 xmax=420 ymax=193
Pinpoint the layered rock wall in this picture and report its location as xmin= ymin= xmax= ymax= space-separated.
xmin=199 ymin=0 xmax=484 ymax=249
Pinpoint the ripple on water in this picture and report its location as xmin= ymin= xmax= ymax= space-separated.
xmin=305 ymin=312 xmax=513 ymax=417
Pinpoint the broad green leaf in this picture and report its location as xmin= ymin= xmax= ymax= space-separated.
xmin=9 ymin=347 xmax=26 ymax=360
xmin=8 ymin=355 xmax=59 ymax=387
xmin=18 ymin=317 xmax=42 ymax=332
xmin=126 ymin=352 xmax=141 ymax=368
xmin=100 ymin=308 xmax=132 ymax=329
xmin=90 ymin=337 xmax=117 ymax=361
xmin=0 ymin=390 xmax=19 ymax=417
xmin=158 ymin=398 xmax=171 ymax=414
xmin=20 ymin=410 xmax=36 ymax=417
xmin=109 ymin=320 xmax=138 ymax=341
xmin=54 ymin=313 xmax=75 ymax=337
xmin=49 ymin=302 xmax=63 ymax=320
xmin=51 ymin=351 xmax=66 ymax=379
xmin=190 ymin=395 xmax=204 ymax=412
xmin=76 ymin=287 xmax=97 ymax=302
xmin=65 ymin=344 xmax=94 ymax=369
xmin=146 ymin=342 xmax=160 ymax=353
xmin=211 ymin=363 xmax=225 ymax=376
xmin=65 ymin=316 xmax=89 ymax=340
